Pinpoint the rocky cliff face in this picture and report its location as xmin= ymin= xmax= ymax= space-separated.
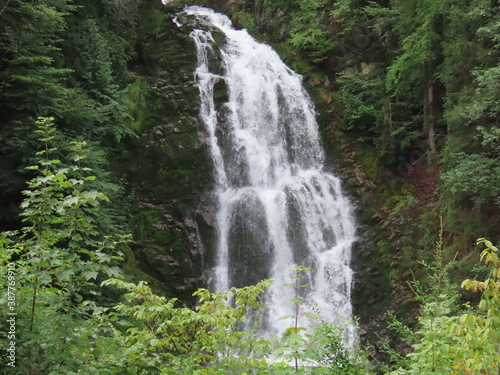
xmin=117 ymin=4 xmax=218 ymax=301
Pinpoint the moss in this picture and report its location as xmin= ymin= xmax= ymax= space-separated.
xmin=231 ymin=11 xmax=258 ymax=34
xmin=120 ymin=243 xmax=167 ymax=294
xmin=121 ymin=79 xmax=149 ymax=133
xmin=376 ymin=239 xmax=391 ymax=257
xmin=126 ymin=204 xmax=206 ymax=302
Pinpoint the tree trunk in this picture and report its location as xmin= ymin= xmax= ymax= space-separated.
xmin=423 ymin=69 xmax=436 ymax=153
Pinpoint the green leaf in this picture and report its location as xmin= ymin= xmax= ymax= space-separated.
xmin=38 ymin=271 xmax=52 ymax=285
xmin=303 ymin=312 xmax=319 ymax=319
xmin=282 ymin=332 xmax=302 ymax=345
xmin=82 ymin=270 xmax=98 ymax=280
xmin=57 ymin=269 xmax=74 ymax=282
xmin=62 ymin=196 xmax=81 ymax=206
xmin=106 ymin=266 xmax=121 ymax=278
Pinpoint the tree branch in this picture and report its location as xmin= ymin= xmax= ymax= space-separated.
xmin=0 ymin=0 xmax=11 ymax=18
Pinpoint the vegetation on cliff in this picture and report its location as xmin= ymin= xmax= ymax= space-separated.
xmin=0 ymin=0 xmax=499 ymax=372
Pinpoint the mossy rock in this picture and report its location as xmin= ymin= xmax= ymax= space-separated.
xmin=127 ymin=202 xmax=212 ymax=302
xmin=115 ymin=5 xmax=217 ymax=302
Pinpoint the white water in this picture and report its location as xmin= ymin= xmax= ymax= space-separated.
xmin=176 ymin=6 xmax=356 ymax=342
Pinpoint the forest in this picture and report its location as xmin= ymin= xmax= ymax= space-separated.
xmin=0 ymin=0 xmax=499 ymax=374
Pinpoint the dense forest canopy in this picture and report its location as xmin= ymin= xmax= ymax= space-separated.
xmin=0 ymin=0 xmax=499 ymax=373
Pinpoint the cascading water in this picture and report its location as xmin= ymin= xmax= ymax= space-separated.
xmin=176 ymin=6 xmax=357 ymax=343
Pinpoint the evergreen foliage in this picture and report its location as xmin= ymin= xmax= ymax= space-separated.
xmin=1 ymin=1 xmax=500 ymax=372
xmin=0 ymin=0 xmax=134 ymax=230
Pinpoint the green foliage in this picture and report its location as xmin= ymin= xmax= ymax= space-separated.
xmin=337 ymin=67 xmax=419 ymax=164
xmin=262 ymin=0 xmax=300 ymax=13
xmin=278 ymin=266 xmax=314 ymax=371
xmin=0 ymin=0 xmax=76 ymax=113
xmin=438 ymin=6 xmax=499 ymax=189
xmin=0 ymin=118 xmax=129 ymax=374
xmin=288 ymin=0 xmax=335 ymax=63
xmin=276 ymin=266 xmax=371 ymax=374
xmin=330 ymin=0 xmax=367 ymax=32
xmin=121 ymin=78 xmax=149 ymax=132
xmin=385 ymin=0 xmax=441 ymax=91
xmin=338 ymin=70 xmax=383 ymax=141
xmin=385 ymin=237 xmax=500 ymax=375
xmin=1 ymin=2 xmax=500 ymax=374
xmin=98 ymin=265 xmax=371 ymax=374
xmin=467 ymin=64 xmax=500 ymax=122
xmin=387 ymin=193 xmax=419 ymax=226
xmin=338 ymin=66 xmax=421 ymax=163
xmin=231 ymin=11 xmax=259 ymax=35
xmin=311 ymin=321 xmax=370 ymax=375
xmin=440 ymin=152 xmax=500 ymax=206
xmin=434 ymin=1 xmax=500 ymax=242
xmin=377 ymin=311 xmax=416 ymax=373
xmin=263 ymin=0 xmax=334 ymax=63
xmin=321 ymin=0 xmax=500 ymax=296
xmin=462 ymin=4 xmax=500 ymax=124
xmin=0 ymin=0 xmax=136 ymax=232
xmin=0 ymin=0 xmax=75 ymax=222
xmin=456 ymin=239 xmax=500 ymax=374
xmin=101 ymin=278 xmax=275 ymax=373
xmin=62 ymin=17 xmax=132 ymax=142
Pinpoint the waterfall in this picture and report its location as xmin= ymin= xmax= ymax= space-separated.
xmin=176 ymin=6 xmax=356 ymax=342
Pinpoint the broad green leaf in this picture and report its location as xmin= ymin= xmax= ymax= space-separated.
xmin=82 ymin=270 xmax=99 ymax=280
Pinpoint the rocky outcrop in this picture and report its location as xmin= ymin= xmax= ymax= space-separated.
xmin=116 ymin=5 xmax=216 ymax=301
